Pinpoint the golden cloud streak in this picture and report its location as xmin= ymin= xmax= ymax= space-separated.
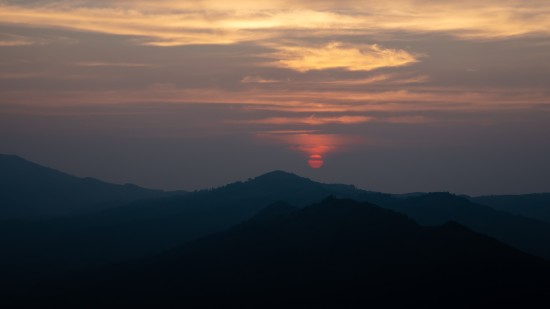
xmin=0 ymin=39 xmax=35 ymax=46
xmin=237 ymin=115 xmax=373 ymax=125
xmin=272 ymin=42 xmax=418 ymax=72
xmin=1 ymin=86 xmax=547 ymax=113
xmin=1 ymin=0 xmax=549 ymax=48
xmin=236 ymin=115 xmax=433 ymax=126
xmin=73 ymin=62 xmax=154 ymax=68
xmin=0 ymin=33 xmax=42 ymax=46
xmin=241 ymin=76 xmax=281 ymax=84
xmin=0 ymin=4 xmax=270 ymax=46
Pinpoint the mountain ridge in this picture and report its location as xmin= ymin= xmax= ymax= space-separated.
xmin=2 ymin=157 xmax=550 ymax=306
xmin=0 ymin=154 xmax=186 ymax=219
xmin=29 ymin=198 xmax=550 ymax=308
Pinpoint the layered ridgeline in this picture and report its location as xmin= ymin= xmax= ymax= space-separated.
xmin=0 ymin=154 xmax=185 ymax=219
xmin=0 ymin=170 xmax=370 ymax=273
xmin=472 ymin=194 xmax=550 ymax=223
xmin=26 ymin=198 xmax=550 ymax=308
xmin=2 ymin=155 xmax=550 ymax=304
xmin=377 ymin=193 xmax=550 ymax=260
xmin=1 ymin=159 xmax=550 ymax=274
xmin=0 ymin=161 xmax=375 ymax=297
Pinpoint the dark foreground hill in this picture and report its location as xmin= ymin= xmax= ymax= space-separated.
xmin=0 ymin=154 xmax=184 ymax=219
xmin=26 ymin=198 xmax=550 ymax=309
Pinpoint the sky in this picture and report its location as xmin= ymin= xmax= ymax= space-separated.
xmin=1 ymin=0 xmax=550 ymax=195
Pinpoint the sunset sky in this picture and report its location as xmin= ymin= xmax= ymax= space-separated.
xmin=1 ymin=0 xmax=549 ymax=194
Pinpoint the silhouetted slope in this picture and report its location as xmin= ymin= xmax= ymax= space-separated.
xmin=33 ymin=198 xmax=550 ymax=309
xmin=201 ymin=170 xmax=365 ymax=205
xmin=383 ymin=193 xmax=550 ymax=259
xmin=252 ymin=200 xmax=298 ymax=220
xmin=0 ymin=170 xmax=367 ymax=289
xmin=0 ymin=154 xmax=184 ymax=219
xmin=473 ymin=193 xmax=550 ymax=223
xmin=4 ymin=169 xmax=550 ymax=292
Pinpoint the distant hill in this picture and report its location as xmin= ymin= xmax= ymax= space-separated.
xmin=472 ymin=194 xmax=550 ymax=223
xmin=0 ymin=154 xmax=185 ymax=219
xmin=3 ymin=169 xmax=550 ymax=285
xmin=27 ymin=198 xmax=550 ymax=308
xmin=380 ymin=193 xmax=550 ymax=260
xmin=0 ymin=171 xmax=367 ymax=268
xmin=3 ymin=163 xmax=550 ymax=303
xmin=0 ymin=170 xmax=370 ymax=296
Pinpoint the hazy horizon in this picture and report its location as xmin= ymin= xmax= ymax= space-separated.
xmin=3 ymin=152 xmax=548 ymax=197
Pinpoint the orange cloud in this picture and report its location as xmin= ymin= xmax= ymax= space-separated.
xmin=234 ymin=115 xmax=432 ymax=127
xmin=1 ymin=0 xmax=549 ymax=48
xmin=271 ymin=42 xmax=418 ymax=72
xmin=238 ymin=115 xmax=373 ymax=126
xmin=0 ymin=33 xmax=43 ymax=46
xmin=241 ymin=76 xmax=281 ymax=84
xmin=2 ymin=86 xmax=548 ymax=113
xmin=313 ymin=74 xmax=429 ymax=87
xmin=73 ymin=62 xmax=154 ymax=68
xmin=382 ymin=116 xmax=432 ymax=124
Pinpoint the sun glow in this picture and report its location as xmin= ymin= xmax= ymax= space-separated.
xmin=258 ymin=132 xmax=362 ymax=169
xmin=308 ymin=154 xmax=324 ymax=169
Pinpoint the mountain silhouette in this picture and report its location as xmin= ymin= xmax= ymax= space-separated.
xmin=384 ymin=193 xmax=550 ymax=259
xmin=3 ymin=161 xmax=550 ymax=304
xmin=28 ymin=198 xmax=550 ymax=308
xmin=3 ymin=167 xmax=550 ymax=291
xmin=252 ymin=200 xmax=299 ymax=220
xmin=0 ymin=154 xmax=184 ymax=219
xmin=0 ymin=169 xmax=368 ymax=295
xmin=473 ymin=193 xmax=550 ymax=223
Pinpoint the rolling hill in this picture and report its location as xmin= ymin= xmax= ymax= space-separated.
xmin=472 ymin=193 xmax=550 ymax=223
xmin=27 ymin=198 xmax=550 ymax=308
xmin=0 ymin=154 xmax=185 ymax=219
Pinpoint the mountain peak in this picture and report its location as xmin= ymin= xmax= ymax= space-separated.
xmin=255 ymin=170 xmax=303 ymax=179
xmin=0 ymin=153 xmax=24 ymax=160
xmin=0 ymin=153 xmax=171 ymax=219
xmin=0 ymin=153 xmax=33 ymax=166
xmin=250 ymin=170 xmax=312 ymax=185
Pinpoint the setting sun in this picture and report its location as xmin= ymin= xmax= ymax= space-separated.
xmin=308 ymin=154 xmax=324 ymax=169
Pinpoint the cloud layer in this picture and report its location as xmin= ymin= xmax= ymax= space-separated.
xmin=273 ymin=42 xmax=418 ymax=72
xmin=1 ymin=0 xmax=550 ymax=171
xmin=2 ymin=0 xmax=550 ymax=45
